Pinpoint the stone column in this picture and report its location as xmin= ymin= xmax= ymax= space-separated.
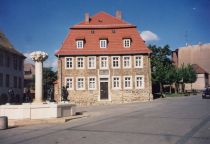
xmin=30 ymin=51 xmax=48 ymax=103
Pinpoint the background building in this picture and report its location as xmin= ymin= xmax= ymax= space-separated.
xmin=24 ymin=63 xmax=35 ymax=94
xmin=0 ymin=32 xmax=25 ymax=104
xmin=172 ymin=43 xmax=210 ymax=90
xmin=55 ymin=11 xmax=152 ymax=105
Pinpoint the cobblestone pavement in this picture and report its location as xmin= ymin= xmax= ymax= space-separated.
xmin=0 ymin=95 xmax=210 ymax=144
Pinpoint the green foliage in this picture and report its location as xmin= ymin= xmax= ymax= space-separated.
xmin=149 ymin=44 xmax=197 ymax=95
xmin=148 ymin=44 xmax=172 ymax=95
xmin=43 ymin=67 xmax=57 ymax=86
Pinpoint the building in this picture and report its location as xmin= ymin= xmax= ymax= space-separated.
xmin=0 ymin=32 xmax=25 ymax=104
xmin=172 ymin=43 xmax=210 ymax=90
xmin=24 ymin=63 xmax=35 ymax=93
xmin=55 ymin=11 xmax=153 ymax=105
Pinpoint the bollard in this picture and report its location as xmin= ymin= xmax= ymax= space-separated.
xmin=0 ymin=116 xmax=8 ymax=130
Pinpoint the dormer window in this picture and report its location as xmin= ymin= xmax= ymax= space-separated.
xmin=123 ymin=39 xmax=131 ymax=48
xmin=76 ymin=40 xmax=84 ymax=48
xmin=100 ymin=39 xmax=107 ymax=48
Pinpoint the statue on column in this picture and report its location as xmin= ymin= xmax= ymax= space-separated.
xmin=30 ymin=51 xmax=48 ymax=103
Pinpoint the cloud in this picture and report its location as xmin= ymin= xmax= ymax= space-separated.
xmin=140 ymin=31 xmax=159 ymax=42
xmin=23 ymin=52 xmax=34 ymax=64
xmin=44 ymin=58 xmax=57 ymax=71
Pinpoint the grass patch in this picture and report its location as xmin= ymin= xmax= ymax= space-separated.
xmin=165 ymin=93 xmax=187 ymax=97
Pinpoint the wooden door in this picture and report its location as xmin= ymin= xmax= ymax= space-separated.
xmin=100 ymin=82 xmax=108 ymax=100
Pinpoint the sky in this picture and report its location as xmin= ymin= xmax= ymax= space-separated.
xmin=0 ymin=0 xmax=210 ymax=69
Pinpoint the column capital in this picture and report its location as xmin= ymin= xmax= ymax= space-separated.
xmin=30 ymin=51 xmax=48 ymax=62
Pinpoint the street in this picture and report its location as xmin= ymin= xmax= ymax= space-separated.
xmin=0 ymin=95 xmax=210 ymax=144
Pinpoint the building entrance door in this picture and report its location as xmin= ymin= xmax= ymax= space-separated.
xmin=100 ymin=79 xmax=108 ymax=100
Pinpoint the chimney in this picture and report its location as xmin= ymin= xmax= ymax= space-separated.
xmin=85 ymin=13 xmax=90 ymax=23
xmin=116 ymin=10 xmax=122 ymax=19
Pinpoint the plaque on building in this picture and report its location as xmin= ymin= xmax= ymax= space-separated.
xmin=99 ymin=70 xmax=109 ymax=75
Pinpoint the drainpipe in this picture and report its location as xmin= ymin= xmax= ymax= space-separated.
xmin=148 ymin=53 xmax=153 ymax=101
xmin=58 ymin=54 xmax=63 ymax=102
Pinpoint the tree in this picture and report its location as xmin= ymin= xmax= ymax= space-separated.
xmin=43 ymin=67 xmax=57 ymax=99
xmin=165 ymin=65 xmax=176 ymax=94
xmin=148 ymin=44 xmax=172 ymax=96
xmin=178 ymin=64 xmax=197 ymax=93
xmin=173 ymin=68 xmax=183 ymax=93
xmin=183 ymin=64 xmax=197 ymax=91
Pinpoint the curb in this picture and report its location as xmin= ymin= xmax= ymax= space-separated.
xmin=8 ymin=114 xmax=89 ymax=127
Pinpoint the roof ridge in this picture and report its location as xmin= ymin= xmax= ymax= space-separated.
xmin=71 ymin=11 xmax=136 ymax=29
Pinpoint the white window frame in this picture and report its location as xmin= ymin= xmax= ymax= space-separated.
xmin=76 ymin=77 xmax=85 ymax=90
xmin=100 ymin=56 xmax=109 ymax=69
xmin=111 ymin=56 xmax=121 ymax=69
xmin=76 ymin=40 xmax=84 ymax=48
xmin=134 ymin=55 xmax=143 ymax=68
xmin=123 ymin=56 xmax=131 ymax=68
xmin=76 ymin=57 xmax=84 ymax=69
xmin=65 ymin=77 xmax=74 ymax=90
xmin=112 ymin=76 xmax=121 ymax=90
xmin=123 ymin=39 xmax=131 ymax=48
xmin=124 ymin=76 xmax=132 ymax=89
xmin=88 ymin=56 xmax=96 ymax=69
xmin=100 ymin=40 xmax=107 ymax=48
xmin=135 ymin=75 xmax=144 ymax=89
xmin=65 ymin=57 xmax=74 ymax=69
xmin=88 ymin=77 xmax=97 ymax=90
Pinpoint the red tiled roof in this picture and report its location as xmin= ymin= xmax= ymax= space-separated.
xmin=71 ymin=12 xmax=136 ymax=29
xmin=55 ymin=12 xmax=151 ymax=56
xmin=191 ymin=64 xmax=208 ymax=74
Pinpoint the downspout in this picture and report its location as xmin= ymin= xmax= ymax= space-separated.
xmin=148 ymin=53 xmax=153 ymax=101
xmin=58 ymin=54 xmax=63 ymax=102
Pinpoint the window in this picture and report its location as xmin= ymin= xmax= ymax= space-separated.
xmin=112 ymin=76 xmax=121 ymax=89
xmin=18 ymin=77 xmax=22 ymax=89
xmin=135 ymin=75 xmax=144 ymax=89
xmin=65 ymin=57 xmax=73 ymax=69
xmin=65 ymin=77 xmax=73 ymax=90
xmin=6 ymin=54 xmax=10 ymax=67
xmin=123 ymin=39 xmax=131 ymax=48
xmin=0 ymin=52 xmax=3 ymax=67
xmin=124 ymin=76 xmax=132 ymax=89
xmin=13 ymin=55 xmax=18 ymax=70
xmin=76 ymin=57 xmax=84 ymax=69
xmin=6 ymin=74 xmax=9 ymax=87
xmin=100 ymin=40 xmax=107 ymax=48
xmin=76 ymin=40 xmax=84 ymax=48
xmin=88 ymin=56 xmax=96 ymax=69
xmin=112 ymin=56 xmax=120 ymax=68
xmin=135 ymin=56 xmax=143 ymax=68
xmin=19 ymin=58 xmax=22 ymax=71
xmin=76 ymin=77 xmax=85 ymax=90
xmin=123 ymin=56 xmax=131 ymax=68
xmin=100 ymin=56 xmax=108 ymax=69
xmin=0 ymin=73 xmax=3 ymax=87
xmin=88 ymin=77 xmax=96 ymax=90
xmin=14 ymin=76 xmax=17 ymax=88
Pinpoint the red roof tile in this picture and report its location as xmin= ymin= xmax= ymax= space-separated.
xmin=191 ymin=64 xmax=208 ymax=74
xmin=56 ymin=12 xmax=151 ymax=56
xmin=72 ymin=12 xmax=135 ymax=29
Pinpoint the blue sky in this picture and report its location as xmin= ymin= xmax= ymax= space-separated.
xmin=0 ymin=0 xmax=210 ymax=69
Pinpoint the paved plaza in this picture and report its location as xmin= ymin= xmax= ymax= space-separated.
xmin=0 ymin=95 xmax=210 ymax=144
